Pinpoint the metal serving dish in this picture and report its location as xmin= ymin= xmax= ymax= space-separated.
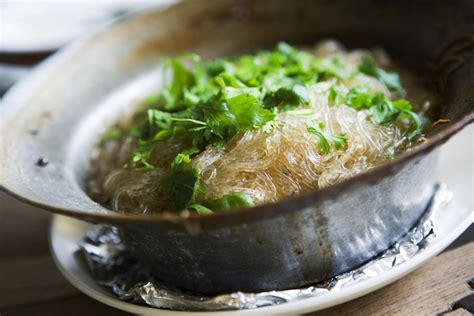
xmin=0 ymin=0 xmax=473 ymax=294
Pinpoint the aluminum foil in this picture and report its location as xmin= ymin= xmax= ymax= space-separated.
xmin=80 ymin=184 xmax=452 ymax=311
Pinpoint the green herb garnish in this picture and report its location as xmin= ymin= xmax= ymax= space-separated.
xmin=159 ymin=154 xmax=202 ymax=210
xmin=359 ymin=57 xmax=404 ymax=94
xmin=344 ymin=88 xmax=427 ymax=140
xmin=188 ymin=204 xmax=214 ymax=215
xmin=307 ymin=123 xmax=350 ymax=154
xmin=307 ymin=122 xmax=332 ymax=155
xmin=332 ymin=134 xmax=349 ymax=150
xmin=103 ymin=127 xmax=121 ymax=141
xmin=201 ymin=192 xmax=254 ymax=210
xmin=124 ymin=43 xmax=427 ymax=212
xmin=188 ymin=192 xmax=254 ymax=214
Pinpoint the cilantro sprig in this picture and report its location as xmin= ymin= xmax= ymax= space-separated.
xmin=189 ymin=192 xmax=255 ymax=215
xmin=307 ymin=122 xmax=348 ymax=154
xmin=359 ymin=57 xmax=404 ymax=95
xmin=344 ymin=87 xmax=428 ymax=140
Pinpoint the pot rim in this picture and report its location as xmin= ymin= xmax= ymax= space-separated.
xmin=1 ymin=3 xmax=473 ymax=226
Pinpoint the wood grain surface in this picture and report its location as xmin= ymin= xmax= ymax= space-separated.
xmin=0 ymin=191 xmax=472 ymax=316
xmin=310 ymin=243 xmax=474 ymax=316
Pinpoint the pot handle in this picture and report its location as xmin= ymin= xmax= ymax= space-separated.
xmin=432 ymin=33 xmax=474 ymax=92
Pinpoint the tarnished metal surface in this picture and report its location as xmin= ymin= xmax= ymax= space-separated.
xmin=0 ymin=0 xmax=473 ymax=293
xmin=80 ymin=185 xmax=450 ymax=311
xmin=121 ymin=151 xmax=437 ymax=293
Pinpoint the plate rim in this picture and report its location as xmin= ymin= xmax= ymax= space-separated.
xmin=49 ymin=208 xmax=472 ymax=316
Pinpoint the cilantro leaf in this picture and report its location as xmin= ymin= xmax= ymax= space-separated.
xmin=160 ymin=154 xmax=201 ymax=210
xmin=201 ymin=192 xmax=254 ymax=211
xmin=263 ymin=85 xmax=310 ymax=111
xmin=308 ymin=123 xmax=350 ymax=153
xmin=160 ymin=59 xmax=196 ymax=110
xmin=359 ymin=57 xmax=404 ymax=94
xmin=328 ymin=82 xmax=348 ymax=106
xmin=192 ymin=93 xmax=275 ymax=142
xmin=369 ymin=93 xmax=400 ymax=125
xmin=227 ymin=94 xmax=276 ymax=129
xmin=103 ymin=127 xmax=121 ymax=141
xmin=307 ymin=122 xmax=332 ymax=155
xmin=345 ymin=86 xmax=373 ymax=110
xmin=332 ymin=134 xmax=349 ymax=150
xmin=127 ymin=140 xmax=156 ymax=170
xmin=392 ymin=99 xmax=413 ymax=111
xmin=345 ymin=89 xmax=427 ymax=140
xmin=276 ymin=41 xmax=297 ymax=56
xmin=206 ymin=59 xmax=232 ymax=76
xmin=401 ymin=110 xmax=429 ymax=141
xmin=188 ymin=204 xmax=214 ymax=214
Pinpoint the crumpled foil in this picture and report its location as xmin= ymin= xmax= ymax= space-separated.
xmin=80 ymin=184 xmax=452 ymax=311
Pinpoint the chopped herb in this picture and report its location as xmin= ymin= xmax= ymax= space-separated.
xmin=402 ymin=110 xmax=429 ymax=141
xmin=359 ymin=57 xmax=404 ymax=94
xmin=187 ymin=192 xmax=254 ymax=214
xmin=344 ymin=89 xmax=427 ymax=140
xmin=159 ymin=154 xmax=201 ymax=210
xmin=201 ymin=192 xmax=254 ymax=211
xmin=308 ymin=123 xmax=351 ymax=154
xmin=263 ymin=85 xmax=310 ymax=111
xmin=345 ymin=86 xmax=373 ymax=110
xmin=307 ymin=122 xmax=332 ymax=155
xmin=227 ymin=94 xmax=276 ymax=129
xmin=190 ymin=94 xmax=275 ymax=142
xmin=328 ymin=81 xmax=348 ymax=106
xmin=332 ymin=134 xmax=349 ymax=150
xmin=144 ymin=94 xmax=160 ymax=106
xmin=392 ymin=99 xmax=412 ymax=111
xmin=103 ymin=127 xmax=121 ymax=141
xmin=159 ymin=57 xmax=200 ymax=111
xmin=369 ymin=93 xmax=401 ymax=125
xmin=316 ymin=57 xmax=351 ymax=79
xmin=128 ymin=140 xmax=156 ymax=171
xmin=188 ymin=204 xmax=214 ymax=214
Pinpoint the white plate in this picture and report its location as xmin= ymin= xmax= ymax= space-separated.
xmin=0 ymin=2 xmax=174 ymax=53
xmin=49 ymin=126 xmax=473 ymax=315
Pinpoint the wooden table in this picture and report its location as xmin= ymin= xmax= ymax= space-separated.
xmin=0 ymin=191 xmax=472 ymax=316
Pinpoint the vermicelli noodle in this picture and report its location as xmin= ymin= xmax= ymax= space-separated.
xmin=87 ymin=41 xmax=432 ymax=214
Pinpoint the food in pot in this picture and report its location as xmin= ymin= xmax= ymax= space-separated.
xmin=87 ymin=40 xmax=433 ymax=214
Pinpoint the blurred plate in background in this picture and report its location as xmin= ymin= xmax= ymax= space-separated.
xmin=0 ymin=1 xmax=176 ymax=53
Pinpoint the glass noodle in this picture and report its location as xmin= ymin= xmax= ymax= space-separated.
xmin=87 ymin=40 xmax=433 ymax=215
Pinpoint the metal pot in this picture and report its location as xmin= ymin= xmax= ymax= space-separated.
xmin=0 ymin=0 xmax=473 ymax=294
